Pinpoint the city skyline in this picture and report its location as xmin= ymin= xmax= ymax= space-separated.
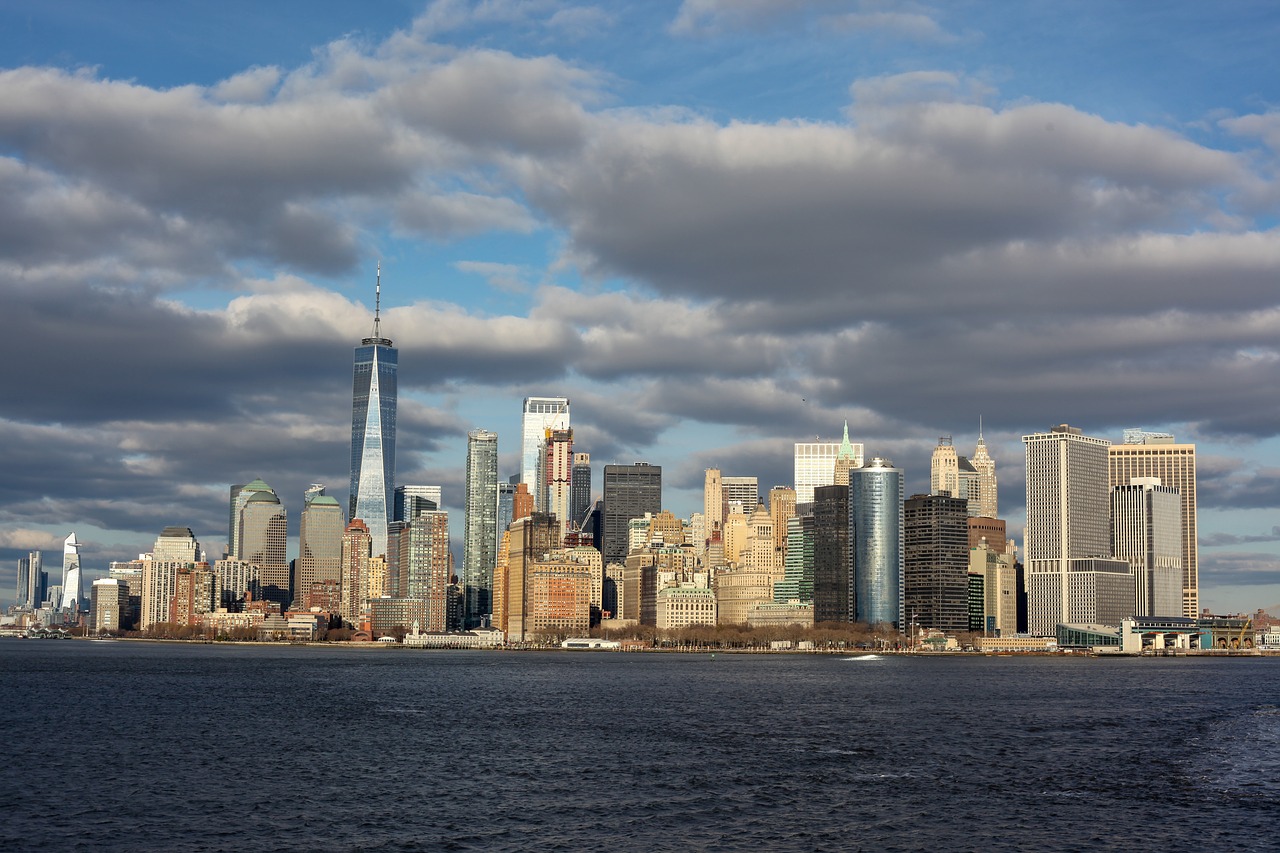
xmin=2 ymin=2 xmax=1280 ymax=614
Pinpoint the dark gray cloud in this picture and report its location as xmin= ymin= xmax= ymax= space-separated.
xmin=1201 ymin=526 xmax=1280 ymax=548
xmin=1199 ymin=551 xmax=1280 ymax=588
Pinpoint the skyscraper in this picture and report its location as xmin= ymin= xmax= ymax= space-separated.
xmin=238 ymin=486 xmax=288 ymax=609
xmin=340 ymin=519 xmax=373 ymax=625
xmin=464 ymin=429 xmax=499 ymax=626
xmin=543 ymin=428 xmax=574 ymax=534
xmin=703 ymin=468 xmax=723 ymax=550
xmin=903 ymin=493 xmax=970 ymax=632
xmin=228 ymin=480 xmax=274 ymax=558
xmin=1023 ymin=425 xmax=1112 ymax=636
xmin=59 ymin=532 xmax=83 ymax=612
xmin=1111 ymin=478 xmax=1182 ymax=617
xmin=602 ymin=463 xmax=662 ymax=566
xmin=521 ymin=396 xmax=569 ymax=503
xmin=795 ymin=432 xmax=864 ymax=505
xmin=394 ymin=485 xmax=442 ymax=522
xmin=571 ymin=453 xmax=592 ymax=531
xmin=722 ymin=477 xmax=760 ymax=516
xmin=850 ymin=458 xmax=903 ymax=628
xmin=1108 ymin=432 xmax=1199 ymax=618
xmin=296 ymin=490 xmax=345 ymax=609
xmin=17 ymin=550 xmax=42 ymax=609
xmin=833 ymin=421 xmax=860 ymax=486
xmin=970 ymin=428 xmax=998 ymax=518
xmin=812 ymin=485 xmax=850 ymax=623
xmin=350 ymin=265 xmax=398 ymax=559
xmin=399 ymin=510 xmax=451 ymax=631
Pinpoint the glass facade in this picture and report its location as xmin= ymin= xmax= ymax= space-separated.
xmin=464 ymin=429 xmax=499 ymax=626
xmin=850 ymin=459 xmax=903 ymax=628
xmin=350 ymin=337 xmax=398 ymax=559
xmin=521 ymin=396 xmax=569 ymax=502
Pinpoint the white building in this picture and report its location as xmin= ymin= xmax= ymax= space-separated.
xmin=521 ymin=396 xmax=569 ymax=506
xmin=1023 ymin=425 xmax=1112 ymax=636
xmin=1109 ymin=432 xmax=1199 ymax=617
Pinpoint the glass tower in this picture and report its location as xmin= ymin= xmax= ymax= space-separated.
xmin=521 ymin=396 xmax=569 ymax=504
xmin=349 ymin=266 xmax=397 ymax=559
xmin=464 ymin=429 xmax=499 ymax=626
xmin=850 ymin=458 xmax=904 ymax=628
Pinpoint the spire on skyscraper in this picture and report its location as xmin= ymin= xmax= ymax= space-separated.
xmin=351 ymin=265 xmax=398 ymax=559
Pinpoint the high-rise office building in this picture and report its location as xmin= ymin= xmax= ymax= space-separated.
xmin=850 ymin=458 xmax=903 ymax=628
xmin=228 ymin=480 xmax=274 ymax=558
xmin=497 ymin=477 xmax=516 ymax=551
xmin=1023 ymin=425 xmax=1112 ymax=636
xmin=464 ymin=429 xmax=499 ymax=626
xmin=602 ymin=463 xmax=662 ymax=566
xmin=521 ymin=396 xmax=569 ymax=503
xmin=774 ymin=514 xmax=815 ymax=603
xmin=903 ymin=493 xmax=970 ymax=633
xmin=154 ymin=526 xmax=201 ymax=563
xmin=703 ymin=468 xmax=723 ymax=549
xmin=970 ymin=429 xmax=998 ymax=518
xmin=296 ymin=491 xmax=345 ymax=608
xmin=394 ymin=485 xmax=442 ymax=522
xmin=722 ymin=477 xmax=760 ymax=517
xmin=349 ymin=265 xmax=398 ymax=559
xmin=238 ymin=485 xmax=288 ymax=609
xmin=795 ymin=432 xmax=864 ymax=505
xmin=930 ymin=436 xmax=981 ymax=515
xmin=571 ymin=453 xmax=592 ymax=531
xmin=1108 ymin=432 xmax=1199 ymax=618
xmin=17 ymin=550 xmax=43 ymax=609
xmin=812 ymin=485 xmax=850 ymax=623
xmin=1111 ymin=478 xmax=1182 ymax=617
xmin=543 ymin=428 xmax=574 ymax=534
xmin=833 ymin=421 xmax=860 ymax=486
xmin=59 ymin=532 xmax=83 ymax=612
xmin=769 ymin=486 xmax=797 ymax=557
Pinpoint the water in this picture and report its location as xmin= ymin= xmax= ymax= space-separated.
xmin=2 ymin=641 xmax=1277 ymax=851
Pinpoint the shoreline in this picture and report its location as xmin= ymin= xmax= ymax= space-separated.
xmin=6 ymin=635 xmax=1276 ymax=657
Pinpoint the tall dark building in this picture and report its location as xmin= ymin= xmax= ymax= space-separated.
xmin=812 ymin=484 xmax=851 ymax=623
xmin=349 ymin=265 xmax=398 ymax=559
xmin=903 ymin=493 xmax=970 ymax=633
xmin=602 ymin=463 xmax=662 ymax=566
xmin=570 ymin=452 xmax=592 ymax=531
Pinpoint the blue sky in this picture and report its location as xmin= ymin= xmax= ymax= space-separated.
xmin=1 ymin=0 xmax=1279 ymax=614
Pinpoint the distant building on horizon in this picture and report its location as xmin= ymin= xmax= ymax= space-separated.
xmin=59 ymin=532 xmax=83 ymax=613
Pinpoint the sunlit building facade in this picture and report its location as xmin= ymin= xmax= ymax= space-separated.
xmin=850 ymin=458 xmax=904 ymax=628
xmin=350 ymin=268 xmax=397 ymax=559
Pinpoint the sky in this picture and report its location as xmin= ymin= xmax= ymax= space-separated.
xmin=2 ymin=0 xmax=1279 ymax=614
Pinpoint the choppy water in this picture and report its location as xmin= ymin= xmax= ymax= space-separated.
xmin=2 ymin=641 xmax=1276 ymax=851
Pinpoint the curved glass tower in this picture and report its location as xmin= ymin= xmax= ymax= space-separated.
xmin=850 ymin=457 xmax=904 ymax=628
xmin=349 ymin=266 xmax=397 ymax=559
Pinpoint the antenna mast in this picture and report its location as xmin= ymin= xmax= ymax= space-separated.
xmin=373 ymin=261 xmax=382 ymax=339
